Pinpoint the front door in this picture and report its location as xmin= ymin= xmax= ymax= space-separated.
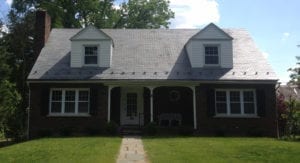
xmin=120 ymin=87 xmax=144 ymax=125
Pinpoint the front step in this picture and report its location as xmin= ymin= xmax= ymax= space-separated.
xmin=121 ymin=125 xmax=142 ymax=135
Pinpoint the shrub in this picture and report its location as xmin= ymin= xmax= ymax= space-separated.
xmin=178 ymin=126 xmax=194 ymax=136
xmin=83 ymin=127 xmax=102 ymax=136
xmin=143 ymin=122 xmax=157 ymax=135
xmin=59 ymin=127 xmax=73 ymax=137
xmin=37 ymin=129 xmax=52 ymax=137
xmin=280 ymin=97 xmax=300 ymax=139
xmin=105 ymin=121 xmax=118 ymax=135
xmin=214 ymin=127 xmax=226 ymax=137
xmin=246 ymin=127 xmax=263 ymax=137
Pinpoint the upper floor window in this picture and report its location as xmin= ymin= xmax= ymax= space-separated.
xmin=84 ymin=46 xmax=98 ymax=65
xmin=215 ymin=89 xmax=257 ymax=117
xmin=205 ymin=46 xmax=219 ymax=65
xmin=49 ymin=88 xmax=90 ymax=116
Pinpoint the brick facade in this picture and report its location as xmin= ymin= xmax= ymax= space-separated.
xmin=195 ymin=83 xmax=277 ymax=137
xmin=29 ymin=83 xmax=108 ymax=138
xmin=29 ymin=83 xmax=277 ymax=138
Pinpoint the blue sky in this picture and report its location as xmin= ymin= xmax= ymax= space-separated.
xmin=1 ymin=0 xmax=299 ymax=84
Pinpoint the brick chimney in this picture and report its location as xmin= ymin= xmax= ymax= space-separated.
xmin=34 ymin=10 xmax=51 ymax=59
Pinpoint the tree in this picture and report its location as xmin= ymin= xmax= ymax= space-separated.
xmin=114 ymin=0 xmax=174 ymax=29
xmin=288 ymin=45 xmax=300 ymax=85
xmin=0 ymin=21 xmax=23 ymax=140
xmin=277 ymin=93 xmax=288 ymax=136
xmin=288 ymin=56 xmax=300 ymax=86
xmin=11 ymin=0 xmax=174 ymax=29
xmin=0 ymin=80 xmax=22 ymax=141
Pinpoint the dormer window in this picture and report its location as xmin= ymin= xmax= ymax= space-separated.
xmin=84 ymin=46 xmax=98 ymax=65
xmin=205 ymin=46 xmax=219 ymax=65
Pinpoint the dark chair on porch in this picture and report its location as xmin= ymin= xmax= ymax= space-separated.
xmin=159 ymin=113 xmax=182 ymax=127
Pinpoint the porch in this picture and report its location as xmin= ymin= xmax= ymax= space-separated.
xmin=106 ymin=84 xmax=197 ymax=129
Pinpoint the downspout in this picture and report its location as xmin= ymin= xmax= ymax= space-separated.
xmin=27 ymin=82 xmax=31 ymax=140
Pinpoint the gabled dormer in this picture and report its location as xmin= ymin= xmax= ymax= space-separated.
xmin=186 ymin=23 xmax=233 ymax=68
xmin=70 ymin=25 xmax=113 ymax=68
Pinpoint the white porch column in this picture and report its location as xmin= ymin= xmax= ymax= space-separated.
xmin=190 ymin=86 xmax=197 ymax=129
xmin=149 ymin=87 xmax=154 ymax=123
xmin=107 ymin=86 xmax=113 ymax=123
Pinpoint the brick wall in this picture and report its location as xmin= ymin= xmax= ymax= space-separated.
xmin=29 ymin=83 xmax=108 ymax=138
xmin=195 ymin=83 xmax=277 ymax=137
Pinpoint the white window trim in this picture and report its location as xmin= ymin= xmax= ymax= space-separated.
xmin=204 ymin=44 xmax=221 ymax=66
xmin=83 ymin=44 xmax=100 ymax=66
xmin=214 ymin=89 xmax=258 ymax=118
xmin=49 ymin=88 xmax=90 ymax=117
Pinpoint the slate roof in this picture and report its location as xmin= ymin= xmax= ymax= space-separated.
xmin=28 ymin=28 xmax=278 ymax=82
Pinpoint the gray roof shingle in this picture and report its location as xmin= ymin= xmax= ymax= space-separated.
xmin=28 ymin=28 xmax=277 ymax=82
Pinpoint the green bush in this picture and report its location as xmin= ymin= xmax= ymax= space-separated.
xmin=105 ymin=121 xmax=118 ymax=135
xmin=178 ymin=126 xmax=194 ymax=136
xmin=37 ymin=129 xmax=52 ymax=137
xmin=246 ymin=127 xmax=263 ymax=137
xmin=58 ymin=127 xmax=74 ymax=137
xmin=83 ymin=127 xmax=102 ymax=136
xmin=143 ymin=122 xmax=157 ymax=135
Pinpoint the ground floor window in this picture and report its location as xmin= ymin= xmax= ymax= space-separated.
xmin=215 ymin=89 xmax=257 ymax=117
xmin=49 ymin=88 xmax=90 ymax=115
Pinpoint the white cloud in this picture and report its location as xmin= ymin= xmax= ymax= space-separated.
xmin=169 ymin=0 xmax=220 ymax=28
xmin=281 ymin=32 xmax=290 ymax=41
xmin=5 ymin=0 xmax=13 ymax=6
xmin=262 ymin=51 xmax=269 ymax=59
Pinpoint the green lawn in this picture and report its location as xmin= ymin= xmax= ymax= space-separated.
xmin=143 ymin=137 xmax=300 ymax=163
xmin=0 ymin=137 xmax=121 ymax=163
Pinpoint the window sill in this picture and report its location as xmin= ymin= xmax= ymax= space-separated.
xmin=204 ymin=64 xmax=221 ymax=67
xmin=213 ymin=115 xmax=260 ymax=118
xmin=83 ymin=64 xmax=98 ymax=67
xmin=47 ymin=114 xmax=91 ymax=117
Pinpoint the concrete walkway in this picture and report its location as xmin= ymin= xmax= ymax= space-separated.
xmin=116 ymin=136 xmax=148 ymax=163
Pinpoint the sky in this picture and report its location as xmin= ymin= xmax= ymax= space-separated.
xmin=1 ymin=0 xmax=299 ymax=84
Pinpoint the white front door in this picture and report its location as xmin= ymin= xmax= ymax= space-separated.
xmin=120 ymin=87 xmax=144 ymax=125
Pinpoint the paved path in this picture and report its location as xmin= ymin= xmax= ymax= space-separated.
xmin=116 ymin=136 xmax=148 ymax=163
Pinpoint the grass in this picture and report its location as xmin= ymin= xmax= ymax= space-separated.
xmin=0 ymin=137 xmax=121 ymax=163
xmin=143 ymin=137 xmax=300 ymax=163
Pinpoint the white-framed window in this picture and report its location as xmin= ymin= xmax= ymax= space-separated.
xmin=205 ymin=46 xmax=219 ymax=65
xmin=49 ymin=88 xmax=90 ymax=116
xmin=215 ymin=89 xmax=257 ymax=117
xmin=84 ymin=46 xmax=98 ymax=65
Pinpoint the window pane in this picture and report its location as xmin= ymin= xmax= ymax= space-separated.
xmin=52 ymin=90 xmax=62 ymax=101
xmin=216 ymin=103 xmax=227 ymax=113
xmin=79 ymin=91 xmax=89 ymax=101
xmin=205 ymin=56 xmax=218 ymax=64
xmin=78 ymin=102 xmax=89 ymax=113
xmin=244 ymin=91 xmax=254 ymax=102
xmin=85 ymin=46 xmax=97 ymax=56
xmin=65 ymin=102 xmax=75 ymax=113
xmin=205 ymin=47 xmax=218 ymax=55
xmin=230 ymin=91 xmax=240 ymax=101
xmin=244 ymin=103 xmax=255 ymax=114
xmin=85 ymin=56 xmax=97 ymax=64
xmin=51 ymin=102 xmax=61 ymax=113
xmin=216 ymin=91 xmax=226 ymax=101
xmin=65 ymin=91 xmax=75 ymax=101
xmin=230 ymin=103 xmax=241 ymax=114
